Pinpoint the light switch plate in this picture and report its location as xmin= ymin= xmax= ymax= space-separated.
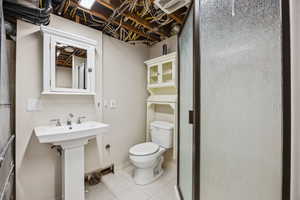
xmin=110 ymin=100 xmax=117 ymax=109
xmin=103 ymin=100 xmax=109 ymax=109
xmin=26 ymin=98 xmax=42 ymax=112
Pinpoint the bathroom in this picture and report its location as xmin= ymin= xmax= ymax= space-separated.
xmin=14 ymin=15 xmax=179 ymax=200
xmin=1 ymin=0 xmax=300 ymax=200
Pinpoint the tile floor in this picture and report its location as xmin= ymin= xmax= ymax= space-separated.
xmin=86 ymin=162 xmax=178 ymax=200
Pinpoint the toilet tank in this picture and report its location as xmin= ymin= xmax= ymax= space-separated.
xmin=150 ymin=121 xmax=174 ymax=149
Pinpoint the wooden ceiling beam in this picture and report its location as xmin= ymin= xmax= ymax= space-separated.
xmin=95 ymin=0 xmax=169 ymax=38
xmin=169 ymin=13 xmax=184 ymax=24
xmin=75 ymin=15 xmax=80 ymax=23
xmin=69 ymin=1 xmax=160 ymax=42
xmin=57 ymin=61 xmax=72 ymax=68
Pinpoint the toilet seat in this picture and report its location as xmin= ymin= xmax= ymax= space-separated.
xmin=129 ymin=142 xmax=159 ymax=156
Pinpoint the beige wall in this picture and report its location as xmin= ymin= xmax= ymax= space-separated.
xmin=149 ymin=35 xmax=177 ymax=59
xmin=101 ymin=34 xmax=148 ymax=168
xmin=16 ymin=15 xmax=148 ymax=200
xmin=291 ymin=0 xmax=300 ymax=199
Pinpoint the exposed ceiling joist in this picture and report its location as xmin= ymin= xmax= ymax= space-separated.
xmin=96 ymin=0 xmax=169 ymax=38
xmin=75 ymin=15 xmax=80 ymax=23
xmin=169 ymin=13 xmax=184 ymax=24
xmin=69 ymin=1 xmax=160 ymax=42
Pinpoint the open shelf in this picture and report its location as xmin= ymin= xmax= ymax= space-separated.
xmin=145 ymin=53 xmax=178 ymax=160
xmin=146 ymin=100 xmax=177 ymax=160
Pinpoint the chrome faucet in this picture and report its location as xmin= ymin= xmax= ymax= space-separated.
xmin=50 ymin=119 xmax=61 ymax=126
xmin=67 ymin=113 xmax=74 ymax=126
xmin=77 ymin=116 xmax=86 ymax=124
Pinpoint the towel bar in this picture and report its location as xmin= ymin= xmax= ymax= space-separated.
xmin=0 ymin=135 xmax=15 ymax=168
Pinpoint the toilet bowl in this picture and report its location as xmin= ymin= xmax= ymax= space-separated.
xmin=129 ymin=142 xmax=166 ymax=185
xmin=129 ymin=121 xmax=174 ymax=185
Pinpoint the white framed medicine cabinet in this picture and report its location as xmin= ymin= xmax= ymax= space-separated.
xmin=40 ymin=26 xmax=97 ymax=95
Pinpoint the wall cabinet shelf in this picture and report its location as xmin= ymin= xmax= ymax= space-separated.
xmin=145 ymin=52 xmax=177 ymax=93
xmin=144 ymin=52 xmax=178 ymax=160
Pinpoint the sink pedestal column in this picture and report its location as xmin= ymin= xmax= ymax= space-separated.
xmin=59 ymin=140 xmax=89 ymax=200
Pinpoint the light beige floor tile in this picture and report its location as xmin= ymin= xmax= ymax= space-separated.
xmin=100 ymin=162 xmax=177 ymax=200
xmin=113 ymin=188 xmax=150 ymax=200
xmin=86 ymin=183 xmax=118 ymax=200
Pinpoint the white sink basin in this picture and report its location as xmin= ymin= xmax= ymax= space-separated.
xmin=34 ymin=121 xmax=109 ymax=200
xmin=35 ymin=121 xmax=109 ymax=144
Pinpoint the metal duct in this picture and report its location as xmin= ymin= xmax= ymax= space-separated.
xmin=3 ymin=0 xmax=52 ymax=25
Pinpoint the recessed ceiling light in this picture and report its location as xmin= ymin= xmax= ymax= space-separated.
xmin=56 ymin=50 xmax=61 ymax=57
xmin=79 ymin=0 xmax=96 ymax=9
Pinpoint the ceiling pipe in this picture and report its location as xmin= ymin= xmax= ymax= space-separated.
xmin=3 ymin=0 xmax=53 ymax=25
xmin=57 ymin=0 xmax=67 ymax=15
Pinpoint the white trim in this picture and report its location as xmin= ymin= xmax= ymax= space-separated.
xmin=40 ymin=25 xmax=97 ymax=47
xmin=41 ymin=91 xmax=96 ymax=95
xmin=145 ymin=52 xmax=177 ymax=92
xmin=147 ymin=82 xmax=176 ymax=89
xmin=94 ymin=31 xmax=103 ymax=118
xmin=41 ymin=26 xmax=98 ymax=95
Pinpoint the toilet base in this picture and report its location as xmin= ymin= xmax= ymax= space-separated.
xmin=133 ymin=156 xmax=164 ymax=185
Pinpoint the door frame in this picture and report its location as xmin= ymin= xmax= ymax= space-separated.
xmin=177 ymin=0 xmax=291 ymax=200
xmin=176 ymin=2 xmax=198 ymax=200
xmin=281 ymin=0 xmax=291 ymax=199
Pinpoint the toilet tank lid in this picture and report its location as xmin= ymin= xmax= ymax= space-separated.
xmin=150 ymin=121 xmax=174 ymax=130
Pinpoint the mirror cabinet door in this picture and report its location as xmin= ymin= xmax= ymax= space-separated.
xmin=54 ymin=42 xmax=88 ymax=90
xmin=41 ymin=26 xmax=97 ymax=95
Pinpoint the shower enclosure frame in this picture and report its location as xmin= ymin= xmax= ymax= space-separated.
xmin=177 ymin=0 xmax=291 ymax=200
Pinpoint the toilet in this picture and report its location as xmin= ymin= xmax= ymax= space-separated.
xmin=129 ymin=121 xmax=174 ymax=185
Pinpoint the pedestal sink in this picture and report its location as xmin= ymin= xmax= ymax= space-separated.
xmin=34 ymin=121 xmax=109 ymax=200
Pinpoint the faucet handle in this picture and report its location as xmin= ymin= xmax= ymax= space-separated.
xmin=77 ymin=116 xmax=86 ymax=124
xmin=50 ymin=119 xmax=61 ymax=126
xmin=66 ymin=113 xmax=74 ymax=126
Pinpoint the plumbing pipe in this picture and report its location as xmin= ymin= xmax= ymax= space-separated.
xmin=4 ymin=21 xmax=15 ymax=37
xmin=57 ymin=0 xmax=67 ymax=15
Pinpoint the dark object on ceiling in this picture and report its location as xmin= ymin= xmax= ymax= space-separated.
xmin=3 ymin=0 xmax=52 ymax=25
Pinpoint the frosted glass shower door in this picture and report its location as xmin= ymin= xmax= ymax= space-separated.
xmin=198 ymin=0 xmax=284 ymax=200
xmin=178 ymin=8 xmax=193 ymax=200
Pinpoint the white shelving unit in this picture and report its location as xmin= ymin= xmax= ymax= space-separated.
xmin=144 ymin=53 xmax=178 ymax=160
xmin=145 ymin=52 xmax=177 ymax=94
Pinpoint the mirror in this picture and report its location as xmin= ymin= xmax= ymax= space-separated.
xmin=55 ymin=42 xmax=87 ymax=90
xmin=41 ymin=26 xmax=97 ymax=95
